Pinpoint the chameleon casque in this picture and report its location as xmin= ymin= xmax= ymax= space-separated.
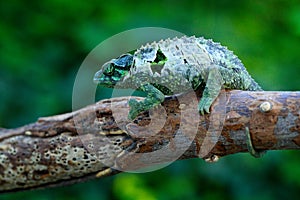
xmin=94 ymin=36 xmax=262 ymax=119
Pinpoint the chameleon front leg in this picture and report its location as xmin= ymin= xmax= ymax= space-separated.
xmin=198 ymin=65 xmax=224 ymax=115
xmin=128 ymin=83 xmax=165 ymax=120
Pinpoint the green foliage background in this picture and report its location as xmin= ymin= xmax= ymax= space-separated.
xmin=1 ymin=0 xmax=300 ymax=199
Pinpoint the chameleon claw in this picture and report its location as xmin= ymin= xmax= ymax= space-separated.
xmin=198 ymin=98 xmax=211 ymax=115
xmin=204 ymin=106 xmax=210 ymax=114
xmin=199 ymin=109 xmax=208 ymax=116
xmin=198 ymin=107 xmax=204 ymax=115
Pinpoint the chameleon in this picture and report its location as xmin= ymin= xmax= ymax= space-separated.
xmin=93 ymin=36 xmax=262 ymax=118
xmin=93 ymin=36 xmax=264 ymax=157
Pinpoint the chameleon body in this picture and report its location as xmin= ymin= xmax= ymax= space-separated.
xmin=94 ymin=36 xmax=262 ymax=120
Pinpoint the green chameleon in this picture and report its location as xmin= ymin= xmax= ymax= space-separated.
xmin=94 ymin=36 xmax=264 ymax=157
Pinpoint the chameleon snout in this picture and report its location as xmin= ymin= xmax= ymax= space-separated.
xmin=93 ymin=70 xmax=103 ymax=83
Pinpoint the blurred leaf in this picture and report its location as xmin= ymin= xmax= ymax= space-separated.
xmin=113 ymin=173 xmax=156 ymax=200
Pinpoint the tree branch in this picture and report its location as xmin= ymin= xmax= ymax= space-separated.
xmin=1 ymin=90 xmax=300 ymax=193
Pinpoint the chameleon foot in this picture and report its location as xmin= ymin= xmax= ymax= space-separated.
xmin=128 ymin=99 xmax=144 ymax=120
xmin=127 ymin=83 xmax=165 ymax=120
xmin=245 ymin=127 xmax=266 ymax=158
xmin=198 ymin=97 xmax=213 ymax=115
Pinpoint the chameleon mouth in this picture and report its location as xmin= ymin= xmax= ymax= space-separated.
xmin=93 ymin=69 xmax=119 ymax=87
xmin=93 ymin=70 xmax=103 ymax=84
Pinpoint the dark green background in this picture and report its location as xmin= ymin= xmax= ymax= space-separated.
xmin=1 ymin=0 xmax=300 ymax=199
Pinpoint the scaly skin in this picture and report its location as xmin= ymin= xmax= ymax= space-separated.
xmin=94 ymin=36 xmax=262 ymax=120
xmin=94 ymin=36 xmax=264 ymax=158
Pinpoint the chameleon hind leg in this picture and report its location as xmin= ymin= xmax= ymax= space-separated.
xmin=198 ymin=65 xmax=224 ymax=115
xmin=128 ymin=83 xmax=165 ymax=120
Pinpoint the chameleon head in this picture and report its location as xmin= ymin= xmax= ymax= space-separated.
xmin=93 ymin=54 xmax=133 ymax=87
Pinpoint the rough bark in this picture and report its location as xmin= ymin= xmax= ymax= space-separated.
xmin=1 ymin=90 xmax=300 ymax=193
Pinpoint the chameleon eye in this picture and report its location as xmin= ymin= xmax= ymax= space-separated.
xmin=103 ymin=64 xmax=115 ymax=76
